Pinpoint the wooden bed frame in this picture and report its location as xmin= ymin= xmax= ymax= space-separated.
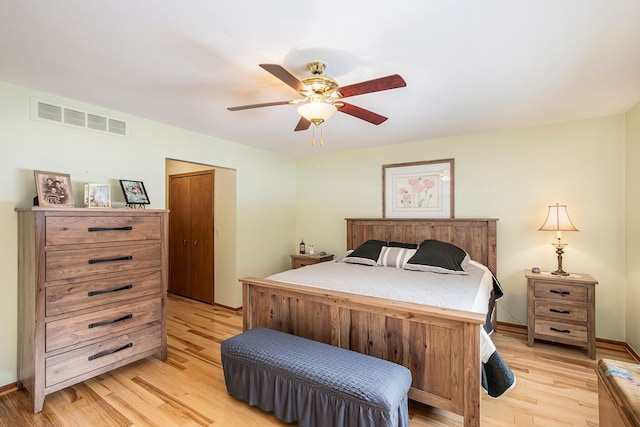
xmin=241 ymin=218 xmax=498 ymax=427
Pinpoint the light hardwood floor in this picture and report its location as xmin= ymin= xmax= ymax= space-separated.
xmin=1 ymin=294 xmax=636 ymax=426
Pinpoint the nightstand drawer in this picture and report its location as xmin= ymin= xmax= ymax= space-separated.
xmin=534 ymin=281 xmax=588 ymax=303
xmin=534 ymin=319 xmax=587 ymax=342
xmin=290 ymin=254 xmax=334 ymax=269
xmin=534 ymin=301 xmax=588 ymax=322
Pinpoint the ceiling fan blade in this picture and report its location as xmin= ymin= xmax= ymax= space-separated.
xmin=259 ymin=64 xmax=305 ymax=92
xmin=337 ymin=74 xmax=406 ymax=98
xmin=337 ymin=102 xmax=388 ymax=125
xmin=227 ymin=100 xmax=294 ymax=111
xmin=294 ymin=117 xmax=312 ymax=131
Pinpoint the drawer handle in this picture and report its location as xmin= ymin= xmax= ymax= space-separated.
xmin=88 ymin=255 xmax=133 ymax=264
xmin=549 ymin=308 xmax=572 ymax=314
xmin=550 ymin=327 xmax=571 ymax=334
xmin=88 ymin=343 xmax=133 ymax=361
xmin=88 ymin=284 xmax=133 ymax=297
xmin=88 ymin=226 xmax=133 ymax=232
xmin=88 ymin=314 xmax=133 ymax=329
xmin=549 ymin=289 xmax=570 ymax=296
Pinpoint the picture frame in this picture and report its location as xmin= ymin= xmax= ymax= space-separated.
xmin=119 ymin=180 xmax=150 ymax=205
xmin=382 ymin=159 xmax=454 ymax=218
xmin=34 ymin=170 xmax=74 ymax=207
xmin=84 ymin=183 xmax=111 ymax=208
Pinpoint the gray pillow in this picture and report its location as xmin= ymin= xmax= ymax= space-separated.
xmin=377 ymin=246 xmax=417 ymax=268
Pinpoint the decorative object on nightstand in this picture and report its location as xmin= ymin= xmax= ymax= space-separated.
xmin=299 ymin=238 xmax=306 ymax=255
xmin=290 ymin=253 xmax=334 ymax=269
xmin=526 ymin=269 xmax=597 ymax=359
xmin=538 ymin=203 xmax=578 ymax=276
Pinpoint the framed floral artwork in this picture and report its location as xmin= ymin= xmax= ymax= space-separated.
xmin=382 ymin=159 xmax=454 ymax=218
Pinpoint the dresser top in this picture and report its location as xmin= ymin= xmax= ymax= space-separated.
xmin=16 ymin=207 xmax=168 ymax=213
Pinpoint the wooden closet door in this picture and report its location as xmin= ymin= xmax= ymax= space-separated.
xmin=189 ymin=172 xmax=214 ymax=304
xmin=169 ymin=175 xmax=191 ymax=297
xmin=168 ymin=170 xmax=215 ymax=304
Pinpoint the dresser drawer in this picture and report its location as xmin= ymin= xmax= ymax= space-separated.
xmin=45 ymin=243 xmax=161 ymax=282
xmin=46 ymin=215 xmax=161 ymax=245
xmin=534 ymin=301 xmax=588 ymax=322
xmin=534 ymin=281 xmax=588 ymax=303
xmin=46 ymin=270 xmax=162 ymax=317
xmin=45 ymin=323 xmax=162 ymax=387
xmin=46 ymin=297 xmax=161 ymax=352
xmin=534 ymin=319 xmax=587 ymax=342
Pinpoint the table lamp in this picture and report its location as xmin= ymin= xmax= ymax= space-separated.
xmin=538 ymin=203 xmax=578 ymax=276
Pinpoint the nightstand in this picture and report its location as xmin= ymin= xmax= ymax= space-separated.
xmin=290 ymin=253 xmax=334 ymax=269
xmin=526 ymin=270 xmax=598 ymax=359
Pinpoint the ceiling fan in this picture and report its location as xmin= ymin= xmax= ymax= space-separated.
xmin=227 ymin=61 xmax=407 ymax=132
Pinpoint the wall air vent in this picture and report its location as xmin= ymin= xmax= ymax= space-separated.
xmin=30 ymin=98 xmax=129 ymax=137
xmin=87 ymin=114 xmax=107 ymax=131
xmin=108 ymin=118 xmax=127 ymax=135
xmin=38 ymin=102 xmax=62 ymax=122
xmin=64 ymin=108 xmax=86 ymax=127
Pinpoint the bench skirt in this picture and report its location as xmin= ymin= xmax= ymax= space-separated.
xmin=221 ymin=327 xmax=412 ymax=427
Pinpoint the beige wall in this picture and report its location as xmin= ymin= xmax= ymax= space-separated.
xmin=626 ymin=101 xmax=640 ymax=355
xmin=296 ymin=116 xmax=627 ymax=341
xmin=0 ymin=81 xmax=297 ymax=386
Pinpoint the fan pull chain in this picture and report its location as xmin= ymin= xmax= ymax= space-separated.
xmin=309 ymin=123 xmax=325 ymax=147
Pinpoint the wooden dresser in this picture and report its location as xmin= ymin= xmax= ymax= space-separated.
xmin=526 ymin=269 xmax=597 ymax=359
xmin=16 ymin=207 xmax=168 ymax=413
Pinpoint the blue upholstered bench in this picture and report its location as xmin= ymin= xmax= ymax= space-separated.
xmin=220 ymin=327 xmax=412 ymax=427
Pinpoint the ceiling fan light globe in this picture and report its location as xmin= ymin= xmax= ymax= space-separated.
xmin=297 ymin=102 xmax=337 ymax=124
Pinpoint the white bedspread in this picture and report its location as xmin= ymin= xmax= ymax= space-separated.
xmin=268 ymin=259 xmax=493 ymax=314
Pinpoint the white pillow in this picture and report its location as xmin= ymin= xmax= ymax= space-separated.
xmin=377 ymin=246 xmax=417 ymax=268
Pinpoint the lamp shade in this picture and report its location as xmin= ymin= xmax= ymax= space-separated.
xmin=297 ymin=101 xmax=337 ymax=124
xmin=538 ymin=203 xmax=578 ymax=232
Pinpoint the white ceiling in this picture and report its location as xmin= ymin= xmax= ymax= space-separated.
xmin=2 ymin=1 xmax=640 ymax=157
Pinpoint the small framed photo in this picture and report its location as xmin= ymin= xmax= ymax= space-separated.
xmin=120 ymin=180 xmax=150 ymax=205
xmin=34 ymin=170 xmax=74 ymax=207
xmin=84 ymin=183 xmax=111 ymax=208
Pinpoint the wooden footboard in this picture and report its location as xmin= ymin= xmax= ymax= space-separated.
xmin=241 ymin=277 xmax=485 ymax=427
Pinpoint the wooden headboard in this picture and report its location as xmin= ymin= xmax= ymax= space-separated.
xmin=346 ymin=218 xmax=498 ymax=274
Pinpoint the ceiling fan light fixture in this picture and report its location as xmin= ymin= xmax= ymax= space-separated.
xmin=297 ymin=101 xmax=337 ymax=127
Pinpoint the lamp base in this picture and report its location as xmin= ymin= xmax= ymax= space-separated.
xmin=551 ymin=242 xmax=569 ymax=276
